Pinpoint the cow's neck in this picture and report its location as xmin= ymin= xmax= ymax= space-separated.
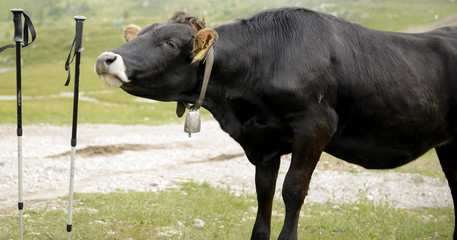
xmin=174 ymin=23 xmax=268 ymax=139
xmin=198 ymin=43 xmax=261 ymax=139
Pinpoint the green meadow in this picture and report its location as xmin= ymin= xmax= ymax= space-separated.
xmin=0 ymin=182 xmax=454 ymax=239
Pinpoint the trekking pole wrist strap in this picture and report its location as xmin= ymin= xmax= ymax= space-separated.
xmin=0 ymin=10 xmax=36 ymax=53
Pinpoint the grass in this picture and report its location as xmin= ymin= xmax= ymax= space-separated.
xmin=0 ymin=182 xmax=453 ymax=239
xmin=322 ymin=0 xmax=457 ymax=31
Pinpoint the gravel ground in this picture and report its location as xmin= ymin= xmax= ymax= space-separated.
xmin=0 ymin=121 xmax=452 ymax=215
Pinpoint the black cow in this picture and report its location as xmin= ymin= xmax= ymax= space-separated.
xmin=95 ymin=8 xmax=457 ymax=239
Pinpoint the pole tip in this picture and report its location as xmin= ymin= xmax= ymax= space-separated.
xmin=74 ymin=16 xmax=86 ymax=21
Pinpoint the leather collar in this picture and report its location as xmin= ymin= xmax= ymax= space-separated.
xmin=176 ymin=47 xmax=215 ymax=117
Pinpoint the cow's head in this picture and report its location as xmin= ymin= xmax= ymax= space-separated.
xmin=95 ymin=11 xmax=218 ymax=102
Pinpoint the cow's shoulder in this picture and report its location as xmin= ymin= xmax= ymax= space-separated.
xmin=207 ymin=95 xmax=293 ymax=165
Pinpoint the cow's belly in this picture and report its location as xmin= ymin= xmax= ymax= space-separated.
xmin=324 ymin=124 xmax=452 ymax=169
xmin=325 ymin=138 xmax=424 ymax=169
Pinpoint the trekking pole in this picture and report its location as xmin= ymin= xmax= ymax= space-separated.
xmin=11 ymin=9 xmax=24 ymax=240
xmin=64 ymin=15 xmax=86 ymax=240
xmin=0 ymin=9 xmax=36 ymax=240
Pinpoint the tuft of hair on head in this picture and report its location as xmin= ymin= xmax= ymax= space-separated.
xmin=169 ymin=10 xmax=206 ymax=31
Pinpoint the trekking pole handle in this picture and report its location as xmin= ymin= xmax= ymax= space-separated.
xmin=74 ymin=16 xmax=86 ymax=52
xmin=11 ymin=9 xmax=23 ymax=43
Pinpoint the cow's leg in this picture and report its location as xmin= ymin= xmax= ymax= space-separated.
xmin=278 ymin=112 xmax=337 ymax=240
xmin=251 ymin=158 xmax=281 ymax=240
xmin=435 ymin=144 xmax=457 ymax=239
xmin=277 ymin=143 xmax=321 ymax=240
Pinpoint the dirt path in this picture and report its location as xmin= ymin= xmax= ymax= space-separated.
xmin=403 ymin=13 xmax=457 ymax=33
xmin=0 ymin=122 xmax=452 ymax=215
xmin=0 ymin=68 xmax=12 ymax=73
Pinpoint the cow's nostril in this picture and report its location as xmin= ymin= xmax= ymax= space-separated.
xmin=105 ymin=55 xmax=117 ymax=66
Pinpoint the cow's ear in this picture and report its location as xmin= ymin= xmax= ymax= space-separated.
xmin=192 ymin=28 xmax=218 ymax=63
xmin=123 ymin=24 xmax=142 ymax=42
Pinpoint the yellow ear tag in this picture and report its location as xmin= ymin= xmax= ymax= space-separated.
xmin=194 ymin=46 xmax=209 ymax=61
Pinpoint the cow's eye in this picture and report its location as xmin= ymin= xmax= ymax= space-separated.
xmin=166 ymin=40 xmax=178 ymax=49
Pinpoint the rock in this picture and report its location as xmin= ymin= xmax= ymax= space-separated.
xmin=194 ymin=219 xmax=204 ymax=228
xmin=177 ymin=221 xmax=185 ymax=228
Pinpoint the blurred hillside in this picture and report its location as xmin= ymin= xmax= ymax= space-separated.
xmin=1 ymin=0 xmax=456 ymax=65
xmin=0 ymin=0 xmax=456 ymax=125
xmin=1 ymin=0 xmax=456 ymax=28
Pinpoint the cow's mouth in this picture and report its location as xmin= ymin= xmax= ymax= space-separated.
xmin=95 ymin=52 xmax=131 ymax=87
xmin=97 ymin=73 xmax=123 ymax=87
